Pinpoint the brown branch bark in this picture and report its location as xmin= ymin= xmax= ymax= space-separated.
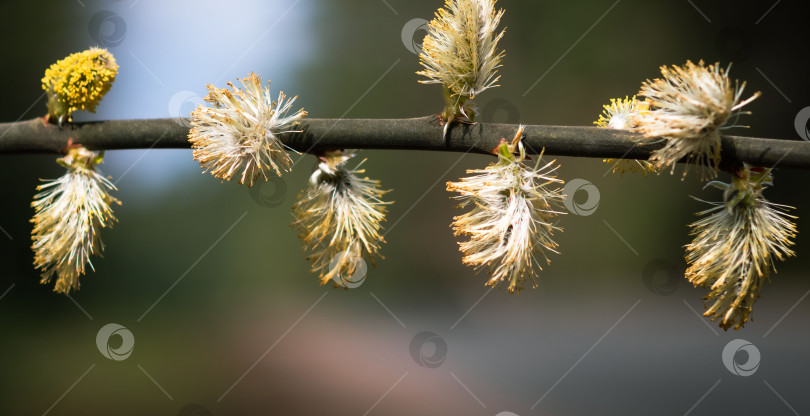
xmin=0 ymin=116 xmax=808 ymax=170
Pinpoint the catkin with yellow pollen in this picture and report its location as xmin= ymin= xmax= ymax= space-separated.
xmin=291 ymin=151 xmax=391 ymax=285
xmin=447 ymin=126 xmax=566 ymax=292
xmin=41 ymin=47 xmax=118 ymax=124
xmin=418 ymin=0 xmax=505 ymax=136
xmin=188 ymin=73 xmax=306 ymax=187
xmin=685 ymin=165 xmax=797 ymax=330
xmin=594 ymin=96 xmax=658 ymax=176
xmin=634 ymin=60 xmax=760 ymax=180
xmin=31 ymin=145 xmax=120 ymax=294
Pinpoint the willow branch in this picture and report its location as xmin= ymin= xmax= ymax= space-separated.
xmin=1 ymin=116 xmax=808 ymax=170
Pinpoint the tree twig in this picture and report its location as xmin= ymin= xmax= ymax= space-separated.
xmin=1 ymin=116 xmax=808 ymax=170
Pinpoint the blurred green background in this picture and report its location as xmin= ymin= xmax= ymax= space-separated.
xmin=1 ymin=1 xmax=809 ymax=415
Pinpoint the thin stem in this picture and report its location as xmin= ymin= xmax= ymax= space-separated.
xmin=0 ymin=116 xmax=808 ymax=171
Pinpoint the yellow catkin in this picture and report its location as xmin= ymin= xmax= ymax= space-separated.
xmin=447 ymin=127 xmax=565 ymax=292
xmin=291 ymin=151 xmax=390 ymax=285
xmin=42 ymin=47 xmax=118 ymax=123
xmin=31 ymin=146 xmax=120 ymax=294
xmin=188 ymin=73 xmax=306 ymax=187
xmin=685 ymin=166 xmax=797 ymax=330
xmin=594 ymin=96 xmax=658 ymax=176
xmin=635 ymin=60 xmax=760 ymax=180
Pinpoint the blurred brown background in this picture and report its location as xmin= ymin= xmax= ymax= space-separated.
xmin=1 ymin=1 xmax=809 ymax=415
